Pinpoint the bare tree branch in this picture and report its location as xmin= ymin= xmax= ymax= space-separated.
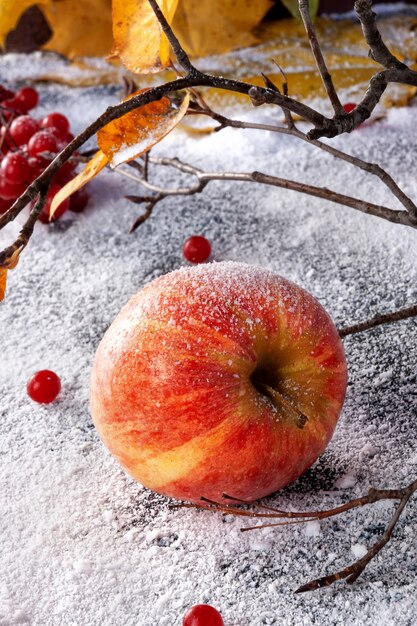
xmin=2 ymin=0 xmax=417 ymax=266
xmin=187 ymin=102 xmax=417 ymax=219
xmin=121 ymin=153 xmax=414 ymax=231
xmin=172 ymin=477 xmax=417 ymax=592
xmin=295 ymin=479 xmax=417 ymax=592
xmin=355 ymin=0 xmax=409 ymax=69
xmin=298 ymin=0 xmax=344 ymax=115
xmin=339 ymin=303 xmax=417 ymax=337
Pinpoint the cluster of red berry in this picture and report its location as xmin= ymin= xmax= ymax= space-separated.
xmin=0 ymin=84 xmax=88 ymax=221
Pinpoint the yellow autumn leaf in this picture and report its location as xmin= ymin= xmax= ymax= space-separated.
xmin=0 ymin=248 xmax=20 ymax=302
xmin=110 ymin=0 xmax=272 ymax=72
xmin=42 ymin=0 xmax=113 ymax=58
xmin=172 ymin=0 xmax=273 ymax=57
xmin=50 ymin=151 xmax=108 ymax=219
xmin=97 ymin=90 xmax=190 ymax=167
xmin=0 ymin=0 xmax=34 ymax=43
xmin=52 ymin=91 xmax=189 ymax=217
xmin=191 ymin=16 xmax=417 ymax=111
xmin=0 ymin=266 xmax=8 ymax=301
xmin=0 ymin=0 xmax=113 ymax=58
xmin=110 ymin=0 xmax=179 ymax=73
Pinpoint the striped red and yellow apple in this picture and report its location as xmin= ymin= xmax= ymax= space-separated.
xmin=90 ymin=262 xmax=347 ymax=503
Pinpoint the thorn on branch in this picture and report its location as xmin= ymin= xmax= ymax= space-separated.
xmin=261 ymin=73 xmax=281 ymax=94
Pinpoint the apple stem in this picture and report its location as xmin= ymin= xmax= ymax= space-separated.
xmin=250 ymin=379 xmax=310 ymax=429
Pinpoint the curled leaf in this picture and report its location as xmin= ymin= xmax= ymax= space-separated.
xmin=110 ymin=0 xmax=272 ymax=71
xmin=0 ymin=248 xmax=20 ymax=302
xmin=97 ymin=90 xmax=190 ymax=168
xmin=50 ymin=151 xmax=108 ymax=219
xmin=110 ymin=0 xmax=179 ymax=73
xmin=0 ymin=269 xmax=6 ymax=302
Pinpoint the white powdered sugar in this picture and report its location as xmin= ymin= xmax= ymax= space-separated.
xmin=1 ymin=19 xmax=417 ymax=625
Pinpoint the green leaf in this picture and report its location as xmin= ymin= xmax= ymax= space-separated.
xmin=281 ymin=0 xmax=319 ymax=20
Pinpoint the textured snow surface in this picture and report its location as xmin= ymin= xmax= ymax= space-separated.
xmin=1 ymin=49 xmax=417 ymax=626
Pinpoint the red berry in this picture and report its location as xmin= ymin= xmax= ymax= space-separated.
xmin=15 ymin=87 xmax=39 ymax=112
xmin=183 ymin=605 xmax=224 ymax=626
xmin=27 ymin=130 xmax=58 ymax=157
xmin=0 ymin=173 xmax=26 ymax=200
xmin=1 ymin=152 xmax=31 ymax=184
xmin=40 ymin=112 xmax=70 ymax=139
xmin=69 ymin=188 xmax=89 ymax=213
xmin=0 ymin=197 xmax=13 ymax=214
xmin=183 ymin=235 xmax=211 ymax=264
xmin=27 ymin=370 xmax=61 ymax=404
xmin=0 ymin=86 xmax=14 ymax=102
xmin=55 ymin=160 xmax=76 ymax=183
xmin=65 ymin=132 xmax=75 ymax=143
xmin=9 ymin=115 xmax=39 ymax=146
xmin=38 ymin=183 xmax=70 ymax=223
xmin=28 ymin=154 xmax=49 ymax=178
xmin=343 ymin=102 xmax=357 ymax=113
xmin=2 ymin=97 xmax=26 ymax=114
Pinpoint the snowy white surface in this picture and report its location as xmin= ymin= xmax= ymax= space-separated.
xmin=1 ymin=48 xmax=417 ymax=626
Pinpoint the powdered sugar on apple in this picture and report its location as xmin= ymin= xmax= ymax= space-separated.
xmin=1 ymin=40 xmax=417 ymax=626
xmin=90 ymin=261 xmax=346 ymax=502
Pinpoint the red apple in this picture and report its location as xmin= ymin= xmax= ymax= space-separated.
xmin=90 ymin=262 xmax=347 ymax=503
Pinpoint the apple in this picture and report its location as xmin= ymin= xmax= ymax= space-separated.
xmin=90 ymin=262 xmax=347 ymax=503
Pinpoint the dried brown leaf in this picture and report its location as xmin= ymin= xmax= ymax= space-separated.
xmin=50 ymin=151 xmax=108 ymax=219
xmin=0 ymin=248 xmax=20 ymax=302
xmin=97 ymin=90 xmax=190 ymax=167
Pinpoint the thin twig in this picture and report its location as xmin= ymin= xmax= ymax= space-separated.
xmin=2 ymin=0 xmax=417 ymax=266
xmin=272 ymin=63 xmax=296 ymax=129
xmin=295 ymin=478 xmax=417 ymax=592
xmin=147 ymin=0 xmax=194 ymax=74
xmin=354 ymin=0 xmax=409 ymax=70
xmin=143 ymin=151 xmax=150 ymax=182
xmin=339 ymin=303 xmax=417 ymax=337
xmin=187 ymin=103 xmax=417 ymax=219
xmin=123 ymin=154 xmax=413 ymax=228
xmin=298 ymin=0 xmax=344 ymax=115
xmin=129 ymin=202 xmax=157 ymax=233
xmin=179 ymin=477 xmax=417 ymax=591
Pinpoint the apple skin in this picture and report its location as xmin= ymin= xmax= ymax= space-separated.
xmin=90 ymin=262 xmax=347 ymax=503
